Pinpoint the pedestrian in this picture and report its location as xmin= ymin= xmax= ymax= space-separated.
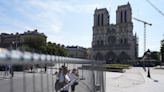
xmin=4 ymin=65 xmax=9 ymax=78
xmin=35 ymin=64 xmax=39 ymax=72
xmin=9 ymin=65 xmax=14 ymax=78
xmin=60 ymin=67 xmax=70 ymax=92
xmin=44 ymin=64 xmax=47 ymax=73
xmin=55 ymin=68 xmax=63 ymax=91
xmin=30 ymin=65 xmax=33 ymax=72
xmin=70 ymin=69 xmax=79 ymax=92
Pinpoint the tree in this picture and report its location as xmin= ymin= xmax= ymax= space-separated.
xmin=161 ymin=35 xmax=164 ymax=63
xmin=19 ymin=44 xmax=32 ymax=51
xmin=20 ymin=35 xmax=67 ymax=56
xmin=151 ymin=51 xmax=160 ymax=61
xmin=23 ymin=35 xmax=46 ymax=52
xmin=161 ymin=36 xmax=164 ymax=47
xmin=39 ymin=41 xmax=68 ymax=56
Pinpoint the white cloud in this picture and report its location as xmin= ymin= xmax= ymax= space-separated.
xmin=28 ymin=0 xmax=102 ymax=14
xmin=20 ymin=0 xmax=103 ymax=34
xmin=0 ymin=0 xmax=108 ymax=47
xmin=0 ymin=13 xmax=33 ymax=32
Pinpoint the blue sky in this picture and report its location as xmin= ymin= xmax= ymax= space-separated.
xmin=0 ymin=0 xmax=163 ymax=56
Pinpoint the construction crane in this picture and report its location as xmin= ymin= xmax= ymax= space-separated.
xmin=133 ymin=17 xmax=152 ymax=53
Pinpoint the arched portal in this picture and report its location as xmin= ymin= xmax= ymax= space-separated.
xmin=105 ymin=51 xmax=117 ymax=63
xmin=95 ymin=52 xmax=104 ymax=60
xmin=118 ymin=51 xmax=131 ymax=63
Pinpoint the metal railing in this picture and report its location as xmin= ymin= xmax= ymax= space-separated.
xmin=0 ymin=48 xmax=106 ymax=92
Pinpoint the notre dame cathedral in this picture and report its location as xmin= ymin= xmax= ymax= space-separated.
xmin=92 ymin=3 xmax=138 ymax=64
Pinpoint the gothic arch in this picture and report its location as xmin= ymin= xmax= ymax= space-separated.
xmin=105 ymin=51 xmax=117 ymax=63
xmin=108 ymin=36 xmax=116 ymax=44
xmin=118 ymin=51 xmax=131 ymax=60
xmin=105 ymin=51 xmax=117 ymax=60
xmin=95 ymin=52 xmax=104 ymax=60
xmin=107 ymin=28 xmax=116 ymax=34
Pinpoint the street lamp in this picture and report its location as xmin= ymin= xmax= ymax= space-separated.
xmin=12 ymin=41 xmax=17 ymax=50
xmin=146 ymin=50 xmax=151 ymax=78
xmin=11 ymin=41 xmax=14 ymax=49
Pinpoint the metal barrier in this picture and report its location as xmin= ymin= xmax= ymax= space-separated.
xmin=0 ymin=48 xmax=106 ymax=92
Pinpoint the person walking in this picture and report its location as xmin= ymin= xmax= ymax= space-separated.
xmin=44 ymin=64 xmax=47 ymax=73
xmin=9 ymin=65 xmax=14 ymax=78
xmin=55 ymin=68 xmax=63 ymax=91
xmin=60 ymin=67 xmax=70 ymax=92
xmin=4 ymin=65 xmax=9 ymax=78
xmin=69 ymin=69 xmax=79 ymax=92
xmin=30 ymin=65 xmax=33 ymax=72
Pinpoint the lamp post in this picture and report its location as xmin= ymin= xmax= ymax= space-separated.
xmin=147 ymin=50 xmax=151 ymax=78
xmin=12 ymin=41 xmax=14 ymax=49
xmin=12 ymin=41 xmax=17 ymax=50
xmin=147 ymin=67 xmax=151 ymax=78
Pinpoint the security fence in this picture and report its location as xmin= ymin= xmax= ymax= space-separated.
xmin=0 ymin=48 xmax=106 ymax=92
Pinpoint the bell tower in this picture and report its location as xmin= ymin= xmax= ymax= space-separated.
xmin=116 ymin=2 xmax=132 ymax=24
xmin=94 ymin=8 xmax=109 ymax=27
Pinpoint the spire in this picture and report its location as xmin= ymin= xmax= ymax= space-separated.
xmin=127 ymin=2 xmax=131 ymax=9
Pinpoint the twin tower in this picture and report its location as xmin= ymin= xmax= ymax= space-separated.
xmin=92 ymin=3 xmax=138 ymax=63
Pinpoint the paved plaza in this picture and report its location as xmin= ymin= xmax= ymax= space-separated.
xmin=0 ymin=66 xmax=164 ymax=92
xmin=0 ymin=66 xmax=93 ymax=92
xmin=106 ymin=67 xmax=164 ymax=92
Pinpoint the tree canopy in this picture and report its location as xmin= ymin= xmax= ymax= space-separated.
xmin=161 ymin=38 xmax=164 ymax=47
xmin=23 ymin=35 xmax=46 ymax=50
xmin=20 ymin=36 xmax=67 ymax=56
xmin=161 ymin=35 xmax=164 ymax=62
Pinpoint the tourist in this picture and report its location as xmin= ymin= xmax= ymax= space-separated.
xmin=9 ymin=65 xmax=14 ymax=78
xmin=69 ymin=68 xmax=79 ymax=92
xmin=44 ymin=64 xmax=47 ymax=73
xmin=55 ymin=68 xmax=63 ymax=91
xmin=60 ymin=67 xmax=70 ymax=92
xmin=4 ymin=65 xmax=9 ymax=78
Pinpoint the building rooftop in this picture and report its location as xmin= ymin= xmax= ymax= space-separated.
xmin=117 ymin=2 xmax=131 ymax=10
xmin=0 ymin=29 xmax=47 ymax=38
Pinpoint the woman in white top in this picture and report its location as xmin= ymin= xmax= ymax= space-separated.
xmin=60 ymin=67 xmax=70 ymax=92
xmin=70 ymin=69 xmax=79 ymax=92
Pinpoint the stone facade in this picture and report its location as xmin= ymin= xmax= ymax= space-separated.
xmin=0 ymin=30 xmax=47 ymax=49
xmin=92 ymin=3 xmax=138 ymax=63
xmin=66 ymin=46 xmax=87 ymax=59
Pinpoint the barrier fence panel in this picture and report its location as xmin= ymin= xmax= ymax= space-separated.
xmin=0 ymin=48 xmax=106 ymax=92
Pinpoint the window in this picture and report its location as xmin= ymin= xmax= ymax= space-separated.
xmin=124 ymin=38 xmax=128 ymax=44
xmin=101 ymin=14 xmax=104 ymax=25
xmin=120 ymin=38 xmax=128 ymax=44
xmin=120 ymin=11 xmax=123 ymax=23
xmin=120 ymin=39 xmax=123 ymax=44
xmin=124 ymin=11 xmax=127 ymax=23
xmin=97 ymin=40 xmax=100 ymax=45
xmin=98 ymin=15 xmax=100 ymax=26
xmin=101 ymin=40 xmax=104 ymax=46
xmin=108 ymin=36 xmax=116 ymax=44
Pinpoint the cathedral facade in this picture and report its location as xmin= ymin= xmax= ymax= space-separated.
xmin=92 ymin=3 xmax=138 ymax=63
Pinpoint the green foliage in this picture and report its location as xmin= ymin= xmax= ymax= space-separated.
xmin=40 ymin=42 xmax=68 ymax=56
xmin=104 ymin=64 xmax=131 ymax=69
xmin=19 ymin=45 xmax=32 ymax=51
xmin=161 ymin=35 xmax=164 ymax=62
xmin=151 ymin=51 xmax=160 ymax=61
xmin=161 ymin=41 xmax=164 ymax=48
xmin=23 ymin=35 xmax=46 ymax=50
xmin=21 ymin=36 xmax=68 ymax=56
xmin=161 ymin=35 xmax=164 ymax=47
